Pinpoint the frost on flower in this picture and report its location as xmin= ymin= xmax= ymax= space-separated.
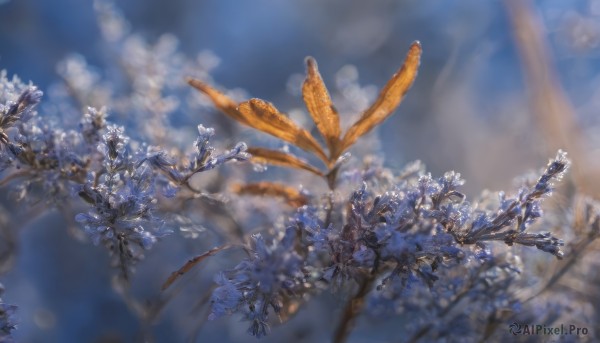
xmin=208 ymin=229 xmax=311 ymax=337
xmin=207 ymin=151 xmax=570 ymax=339
xmin=75 ymin=125 xmax=169 ymax=281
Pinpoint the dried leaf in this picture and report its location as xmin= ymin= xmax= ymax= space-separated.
xmin=189 ymin=78 xmax=328 ymax=163
xmin=248 ymin=147 xmax=323 ymax=176
xmin=340 ymin=41 xmax=422 ymax=153
xmin=238 ymin=99 xmax=328 ymax=163
xmin=232 ymin=182 xmax=308 ymax=207
xmin=161 ymin=245 xmax=229 ymax=291
xmin=187 ymin=78 xmax=251 ymax=126
xmin=302 ymin=57 xmax=341 ymax=158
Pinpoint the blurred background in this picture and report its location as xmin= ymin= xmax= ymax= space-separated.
xmin=2 ymin=0 xmax=599 ymax=193
xmin=1 ymin=0 xmax=600 ymax=342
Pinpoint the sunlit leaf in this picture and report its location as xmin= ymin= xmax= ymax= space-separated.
xmin=187 ymin=78 xmax=251 ymax=126
xmin=189 ymin=79 xmax=328 ymax=163
xmin=161 ymin=245 xmax=229 ymax=291
xmin=238 ymin=99 xmax=328 ymax=163
xmin=247 ymin=147 xmax=323 ymax=176
xmin=231 ymin=182 xmax=309 ymax=207
xmin=302 ymin=57 xmax=341 ymax=158
xmin=340 ymin=41 xmax=422 ymax=154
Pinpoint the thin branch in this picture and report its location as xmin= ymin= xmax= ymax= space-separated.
xmin=333 ymin=273 xmax=377 ymax=343
xmin=0 ymin=170 xmax=32 ymax=187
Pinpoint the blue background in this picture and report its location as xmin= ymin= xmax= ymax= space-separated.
xmin=1 ymin=0 xmax=599 ymax=342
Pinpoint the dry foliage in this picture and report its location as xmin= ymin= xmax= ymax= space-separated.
xmin=188 ymin=41 xmax=422 ymax=194
xmin=161 ymin=245 xmax=230 ymax=291
xmin=231 ymin=182 xmax=309 ymax=208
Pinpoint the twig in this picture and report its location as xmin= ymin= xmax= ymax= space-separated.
xmin=0 ymin=170 xmax=32 ymax=187
xmin=333 ymin=273 xmax=377 ymax=343
xmin=161 ymin=245 xmax=231 ymax=291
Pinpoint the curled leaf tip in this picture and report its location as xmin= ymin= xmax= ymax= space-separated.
xmin=187 ymin=77 xmax=206 ymax=89
xmin=305 ymin=56 xmax=318 ymax=71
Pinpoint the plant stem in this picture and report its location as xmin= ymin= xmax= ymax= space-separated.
xmin=332 ymin=273 xmax=376 ymax=343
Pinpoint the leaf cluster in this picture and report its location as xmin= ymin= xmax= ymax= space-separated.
xmin=189 ymin=42 xmax=421 ymax=195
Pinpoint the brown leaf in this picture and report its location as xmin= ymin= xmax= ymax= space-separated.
xmin=238 ymin=99 xmax=328 ymax=163
xmin=247 ymin=147 xmax=324 ymax=176
xmin=189 ymin=78 xmax=328 ymax=163
xmin=187 ymin=78 xmax=251 ymax=126
xmin=302 ymin=57 xmax=341 ymax=158
xmin=161 ymin=245 xmax=229 ymax=291
xmin=340 ymin=41 xmax=422 ymax=154
xmin=231 ymin=182 xmax=309 ymax=207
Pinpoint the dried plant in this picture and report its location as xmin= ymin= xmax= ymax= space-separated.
xmin=167 ymin=40 xmax=578 ymax=342
xmin=1 ymin=2 xmax=599 ymax=343
xmin=188 ymin=41 xmax=421 ymax=190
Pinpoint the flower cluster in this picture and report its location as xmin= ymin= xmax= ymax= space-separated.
xmin=209 ymin=229 xmax=310 ymax=338
xmin=208 ymin=151 xmax=568 ymax=340
xmin=75 ymin=122 xmax=248 ymax=281
xmin=74 ymin=125 xmax=167 ymax=280
xmin=1 ymin=76 xmax=247 ymax=283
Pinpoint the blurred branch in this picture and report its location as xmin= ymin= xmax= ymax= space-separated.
xmin=505 ymin=0 xmax=599 ymax=197
xmin=333 ymin=274 xmax=376 ymax=343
